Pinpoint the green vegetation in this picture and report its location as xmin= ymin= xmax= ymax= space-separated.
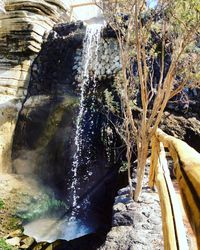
xmin=16 ymin=197 xmax=68 ymax=222
xmin=0 ymin=199 xmax=4 ymax=209
xmin=5 ymin=217 xmax=22 ymax=231
xmin=0 ymin=239 xmax=13 ymax=250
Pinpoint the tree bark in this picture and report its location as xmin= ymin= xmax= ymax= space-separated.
xmin=134 ymin=140 xmax=149 ymax=201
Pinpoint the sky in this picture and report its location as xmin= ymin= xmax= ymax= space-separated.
xmin=147 ymin=0 xmax=158 ymax=8
xmin=60 ymin=0 xmax=158 ymax=21
xmin=61 ymin=0 xmax=101 ymax=21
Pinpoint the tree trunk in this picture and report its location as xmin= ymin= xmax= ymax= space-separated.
xmin=127 ymin=146 xmax=133 ymax=198
xmin=134 ymin=142 xmax=149 ymax=201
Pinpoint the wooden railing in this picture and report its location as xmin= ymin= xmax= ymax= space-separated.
xmin=149 ymin=129 xmax=200 ymax=250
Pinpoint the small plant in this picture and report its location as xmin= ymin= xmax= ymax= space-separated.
xmin=119 ymin=161 xmax=128 ymax=173
xmin=0 ymin=199 xmax=4 ymax=209
xmin=0 ymin=239 xmax=13 ymax=250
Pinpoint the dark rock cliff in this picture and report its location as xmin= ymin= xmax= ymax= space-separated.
xmin=12 ymin=22 xmax=123 ymax=231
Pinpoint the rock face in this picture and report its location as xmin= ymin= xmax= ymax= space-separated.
xmin=12 ymin=22 xmax=122 ymax=232
xmin=73 ymin=38 xmax=121 ymax=82
xmin=1 ymin=0 xmax=68 ymax=53
xmin=12 ymin=21 xmax=84 ymax=188
xmin=161 ymin=112 xmax=200 ymax=152
xmin=0 ymin=0 xmax=69 ymax=172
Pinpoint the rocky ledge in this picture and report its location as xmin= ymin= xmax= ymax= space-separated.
xmin=0 ymin=0 xmax=68 ymax=54
xmin=0 ymin=0 xmax=69 ymax=172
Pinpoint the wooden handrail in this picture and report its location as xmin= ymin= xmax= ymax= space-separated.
xmin=149 ymin=129 xmax=200 ymax=249
xmin=150 ymin=139 xmax=188 ymax=249
xmin=71 ymin=2 xmax=98 ymax=9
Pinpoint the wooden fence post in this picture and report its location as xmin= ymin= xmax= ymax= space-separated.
xmin=149 ymin=135 xmax=160 ymax=188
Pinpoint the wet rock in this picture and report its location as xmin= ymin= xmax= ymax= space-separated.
xmin=53 ymin=21 xmax=84 ymax=37
xmin=73 ymin=38 xmax=121 ymax=82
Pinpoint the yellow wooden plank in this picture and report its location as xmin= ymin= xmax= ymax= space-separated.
xmin=155 ymin=129 xmax=200 ymax=249
xmin=156 ymin=159 xmax=177 ymax=250
xmin=159 ymin=143 xmax=188 ymax=250
xmin=175 ymin=165 xmax=200 ymax=248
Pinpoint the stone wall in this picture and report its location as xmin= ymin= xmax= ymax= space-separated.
xmin=73 ymin=38 xmax=121 ymax=82
xmin=0 ymin=0 xmax=69 ymax=172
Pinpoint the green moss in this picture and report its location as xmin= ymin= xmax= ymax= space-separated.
xmin=6 ymin=217 xmax=22 ymax=231
xmin=0 ymin=199 xmax=4 ymax=209
xmin=16 ymin=197 xmax=68 ymax=222
xmin=0 ymin=239 xmax=13 ymax=250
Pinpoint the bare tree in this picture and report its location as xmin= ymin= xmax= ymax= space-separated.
xmin=100 ymin=0 xmax=200 ymax=201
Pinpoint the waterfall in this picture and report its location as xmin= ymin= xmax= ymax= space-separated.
xmin=24 ymin=23 xmax=106 ymax=243
xmin=71 ymin=23 xmax=104 ymax=218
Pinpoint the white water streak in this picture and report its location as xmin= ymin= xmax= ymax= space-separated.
xmin=71 ymin=24 xmax=103 ymax=216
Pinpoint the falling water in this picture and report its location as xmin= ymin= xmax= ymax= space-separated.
xmin=24 ymin=23 xmax=105 ymax=243
xmin=71 ymin=23 xmax=104 ymax=218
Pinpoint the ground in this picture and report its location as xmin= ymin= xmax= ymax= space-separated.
xmin=0 ymin=160 xmax=197 ymax=249
xmin=0 ymin=175 xmax=66 ymax=249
